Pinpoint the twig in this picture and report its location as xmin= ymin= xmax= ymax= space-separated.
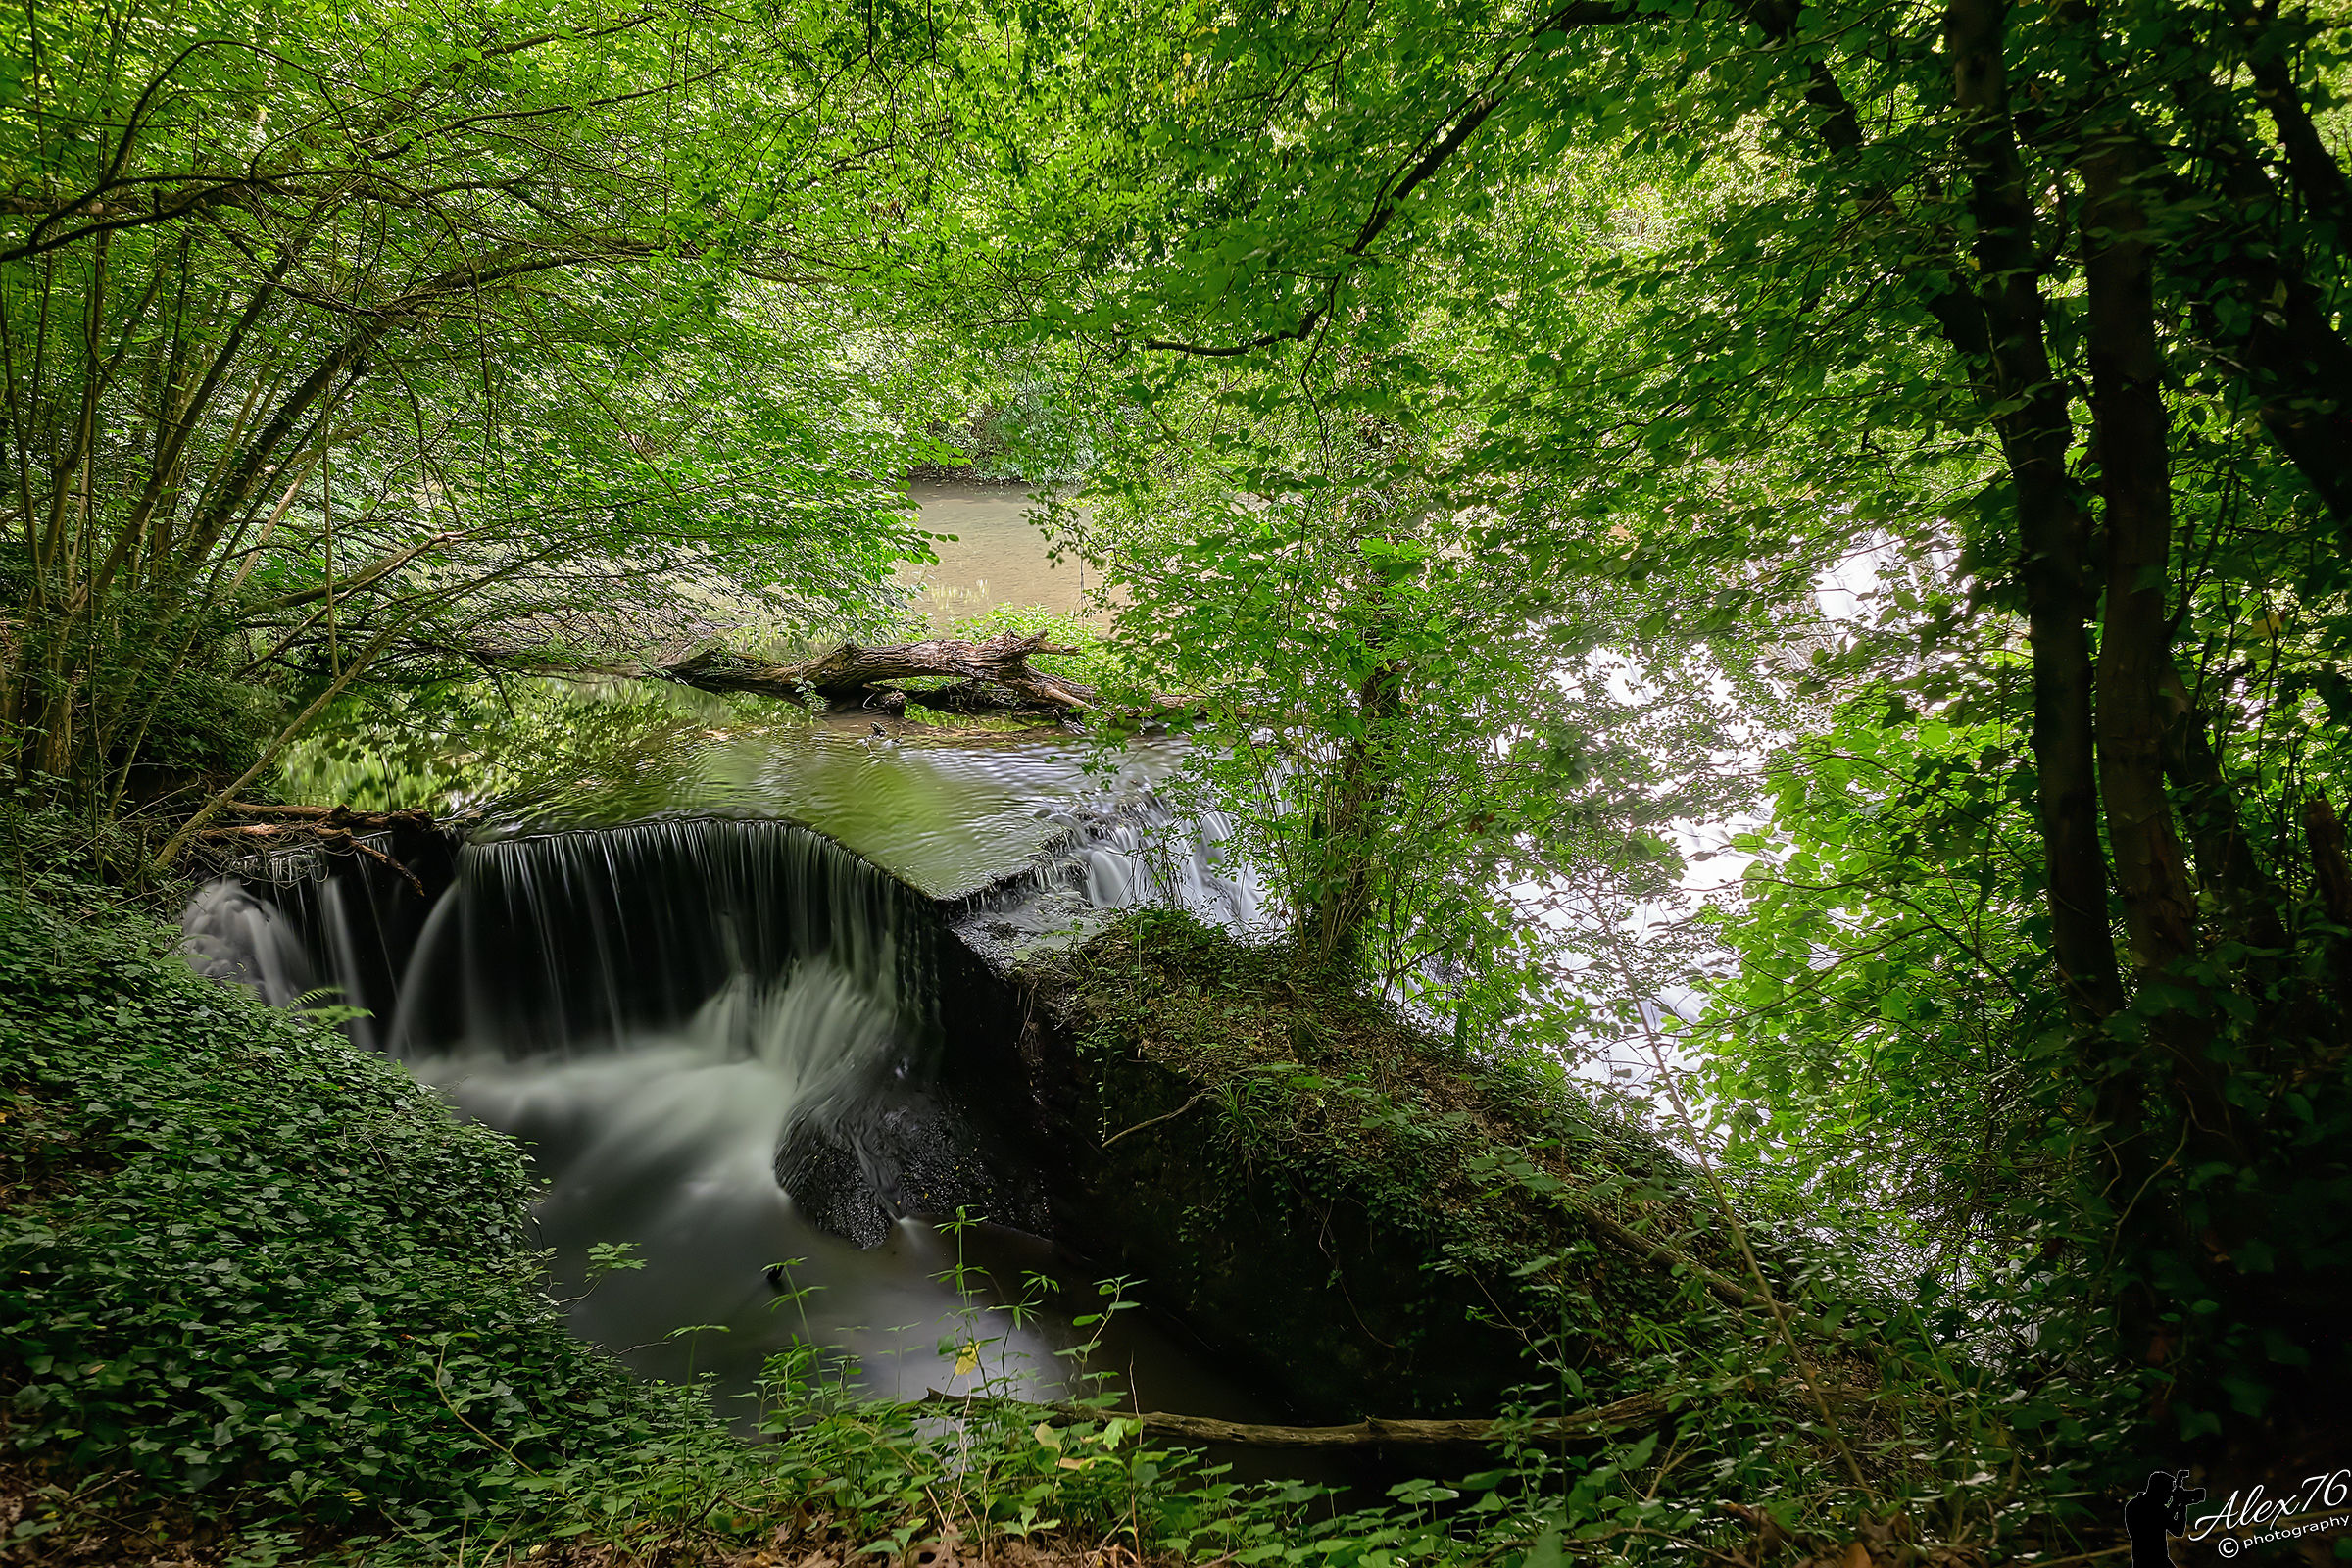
xmin=195 ymin=820 xmax=429 ymax=897
xmin=318 ymin=827 xmax=429 ymax=898
xmin=1100 ymin=1091 xmax=1211 ymax=1150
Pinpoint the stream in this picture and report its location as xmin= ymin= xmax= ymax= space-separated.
xmin=178 ymin=482 xmax=1291 ymax=1434
xmin=183 ymin=702 xmax=1272 ymax=1435
xmin=898 ymin=480 xmax=1102 ymax=629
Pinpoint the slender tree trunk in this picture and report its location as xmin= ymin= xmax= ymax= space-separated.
xmin=2158 ymin=663 xmax=2286 ymax=952
xmin=2302 ymin=798 xmax=2352 ymax=1010
xmin=2077 ymin=116 xmax=2247 ymax=1371
xmin=2080 ymin=123 xmax=2198 ymax=975
xmin=2241 ymin=17 xmax=2352 ymax=237
xmin=1946 ymin=0 xmax=2126 ymax=1024
xmin=2161 ymin=82 xmax=2352 ymax=521
xmin=1310 ymin=657 xmax=1404 ymax=969
xmin=84 ymin=241 xmax=308 ymax=610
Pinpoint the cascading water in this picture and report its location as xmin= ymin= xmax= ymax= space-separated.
xmin=406 ymin=963 xmax=1018 ymax=1413
xmin=183 ymin=812 xmax=1267 ymax=1426
xmin=1057 ymin=800 xmax=1262 ymax=930
xmin=944 ymin=794 xmax=1268 ymax=971
xmin=388 ymin=819 xmax=923 ymax=1056
xmin=181 ymin=878 xmax=321 ymax=1008
xmin=182 ymin=824 xmax=455 ymax=1054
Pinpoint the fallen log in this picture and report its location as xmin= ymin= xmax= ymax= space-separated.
xmin=911 ymin=1389 xmax=1669 ymax=1448
xmin=661 ymin=630 xmax=1097 ymax=715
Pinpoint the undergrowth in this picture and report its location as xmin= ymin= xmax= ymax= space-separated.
xmin=0 ymin=877 xmax=690 ymax=1536
xmin=1015 ymin=911 xmax=2143 ymax=1567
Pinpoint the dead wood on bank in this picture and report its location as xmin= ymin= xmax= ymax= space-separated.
xmin=910 ymin=1376 xmax=1892 ymax=1450
xmin=913 ymin=1389 xmax=1672 ymax=1447
xmin=192 ymin=804 xmax=443 ymax=896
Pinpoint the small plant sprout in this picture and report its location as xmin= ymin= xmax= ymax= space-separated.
xmin=582 ymin=1240 xmax=646 ymax=1286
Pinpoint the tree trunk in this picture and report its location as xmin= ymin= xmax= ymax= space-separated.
xmin=2161 ymin=82 xmax=2352 ymax=522
xmin=2078 ymin=114 xmax=2246 ymax=1372
xmin=1946 ymin=0 xmax=2126 ymax=1023
xmin=2158 ymin=663 xmax=2285 ymax=952
xmin=2081 ymin=121 xmax=2199 ymax=976
xmin=1306 ymin=656 xmax=1405 ymax=969
xmin=2303 ymin=797 xmax=2352 ymax=1012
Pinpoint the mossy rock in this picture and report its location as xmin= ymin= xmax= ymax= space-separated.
xmin=1008 ymin=910 xmax=1755 ymax=1422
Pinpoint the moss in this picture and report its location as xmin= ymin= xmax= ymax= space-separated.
xmin=1014 ymin=910 xmax=1752 ymax=1421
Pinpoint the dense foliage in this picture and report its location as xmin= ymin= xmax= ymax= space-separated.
xmin=959 ymin=0 xmax=2352 ymax=1471
xmin=10 ymin=0 xmax=2352 ymax=1551
xmin=0 ymin=876 xmax=682 ymax=1526
xmin=0 ymin=0 xmax=973 ymax=850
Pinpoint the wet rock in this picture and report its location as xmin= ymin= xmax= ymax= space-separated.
xmin=776 ymin=1086 xmax=1049 ymax=1249
xmin=777 ymin=1118 xmax=894 ymax=1248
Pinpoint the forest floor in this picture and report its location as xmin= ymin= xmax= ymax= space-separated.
xmin=0 ymin=1447 xmax=1171 ymax=1568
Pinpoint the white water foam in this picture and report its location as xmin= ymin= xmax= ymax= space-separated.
xmin=179 ymin=817 xmax=1262 ymax=1422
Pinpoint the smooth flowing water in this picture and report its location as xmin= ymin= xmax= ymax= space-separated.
xmin=184 ymin=760 xmax=1272 ymax=1429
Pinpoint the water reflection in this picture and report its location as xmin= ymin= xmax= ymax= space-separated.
xmin=900 ymin=481 xmax=1103 ymax=628
xmin=283 ymin=670 xmax=1187 ymax=900
xmin=494 ymin=718 xmax=1187 ymax=901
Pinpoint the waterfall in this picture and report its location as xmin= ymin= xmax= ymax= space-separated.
xmin=178 ymin=806 xmax=1278 ymax=1423
xmin=403 ymin=961 xmax=1024 ymax=1411
xmin=180 ymin=878 xmax=321 ymax=1007
xmin=386 ymin=819 xmax=926 ymax=1057
xmin=177 ymin=816 xmax=1071 ymax=1410
xmin=181 ymin=828 xmax=447 ymax=1054
xmin=1047 ymin=796 xmax=1265 ymax=932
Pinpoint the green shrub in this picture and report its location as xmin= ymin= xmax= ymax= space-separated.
xmin=123 ymin=662 xmax=283 ymax=785
xmin=0 ymin=887 xmax=680 ymax=1528
xmin=0 ymin=804 xmax=179 ymax=890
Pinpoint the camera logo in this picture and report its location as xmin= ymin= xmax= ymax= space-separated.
xmin=2128 ymin=1471 xmax=2206 ymax=1566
